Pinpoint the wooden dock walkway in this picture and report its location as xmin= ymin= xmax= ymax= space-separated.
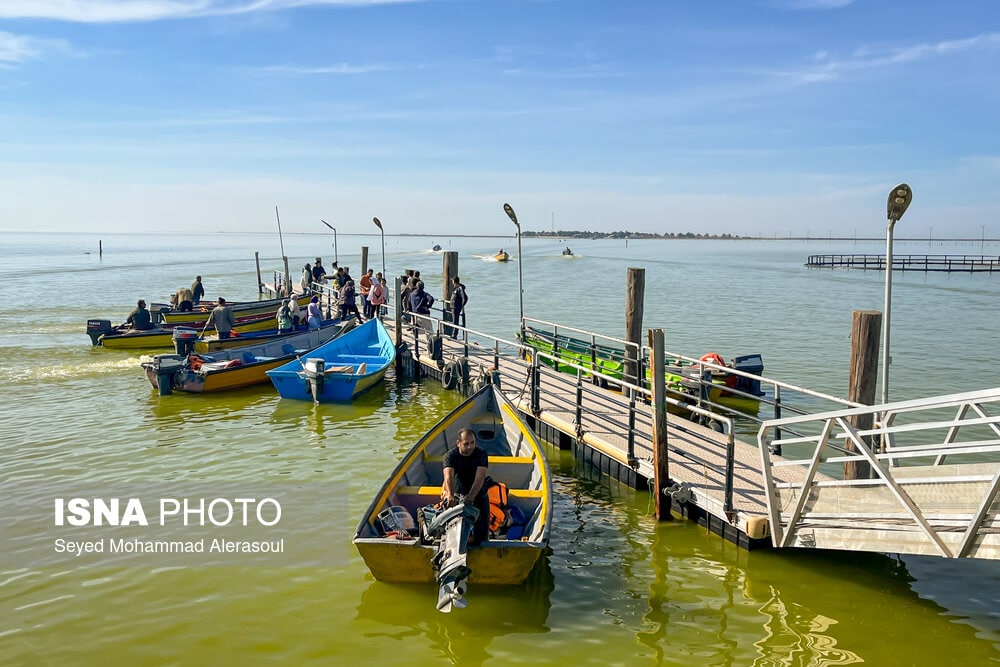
xmin=262 ymin=275 xmax=1000 ymax=560
xmin=806 ymin=254 xmax=1000 ymax=272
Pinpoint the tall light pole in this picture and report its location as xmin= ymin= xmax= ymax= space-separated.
xmin=881 ymin=183 xmax=913 ymax=405
xmin=372 ymin=217 xmax=386 ymax=279
xmin=320 ymin=220 xmax=338 ymax=265
xmin=503 ymin=203 xmax=524 ymax=341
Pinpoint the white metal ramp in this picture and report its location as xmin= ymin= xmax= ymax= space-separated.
xmin=757 ymin=387 xmax=1000 ymax=559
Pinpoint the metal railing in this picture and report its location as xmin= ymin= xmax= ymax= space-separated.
xmin=806 ymin=254 xmax=1000 ymax=272
xmin=757 ymin=387 xmax=1000 ymax=559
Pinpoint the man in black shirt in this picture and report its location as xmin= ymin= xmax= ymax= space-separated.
xmin=442 ymin=429 xmax=489 ymax=544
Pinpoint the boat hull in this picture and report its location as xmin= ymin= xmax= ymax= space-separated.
xmin=99 ymin=314 xmax=277 ymax=350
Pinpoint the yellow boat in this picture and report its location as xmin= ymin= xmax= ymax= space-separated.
xmin=142 ymin=321 xmax=355 ymax=394
xmin=492 ymin=250 xmax=510 ymax=262
xmin=157 ymin=293 xmax=312 ymax=325
xmin=96 ymin=313 xmax=278 ymax=350
xmin=353 ymin=384 xmax=551 ymax=591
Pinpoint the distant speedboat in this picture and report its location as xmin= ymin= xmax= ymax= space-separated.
xmin=492 ymin=250 xmax=510 ymax=262
xmin=431 ymin=244 xmax=442 ymax=252
xmin=562 ymin=247 xmax=573 ymax=256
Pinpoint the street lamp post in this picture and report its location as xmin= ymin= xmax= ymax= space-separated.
xmin=881 ymin=183 xmax=913 ymax=405
xmin=320 ymin=220 xmax=338 ymax=265
xmin=372 ymin=217 xmax=386 ymax=280
xmin=503 ymin=203 xmax=525 ymax=342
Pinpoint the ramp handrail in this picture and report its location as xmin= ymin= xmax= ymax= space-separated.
xmin=757 ymin=387 xmax=1000 ymax=559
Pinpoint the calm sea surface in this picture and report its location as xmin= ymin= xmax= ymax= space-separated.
xmin=1 ymin=231 xmax=999 ymax=666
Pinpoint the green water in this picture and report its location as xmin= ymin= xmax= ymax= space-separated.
xmin=1 ymin=232 xmax=998 ymax=665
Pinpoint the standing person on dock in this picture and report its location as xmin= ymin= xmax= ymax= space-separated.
xmin=125 ymin=299 xmax=155 ymax=330
xmin=191 ymin=276 xmax=205 ymax=305
xmin=441 ymin=428 xmax=490 ymax=545
xmin=409 ymin=280 xmax=435 ymax=333
xmin=300 ymin=263 xmax=313 ymax=293
xmin=312 ymin=258 xmax=327 ymax=284
xmin=360 ymin=269 xmax=374 ymax=319
xmin=368 ymin=273 xmax=386 ymax=319
xmin=450 ymin=275 xmax=467 ymax=336
xmin=399 ymin=275 xmax=414 ymax=324
xmin=206 ymin=298 xmax=236 ymax=339
xmin=338 ymin=280 xmax=363 ymax=323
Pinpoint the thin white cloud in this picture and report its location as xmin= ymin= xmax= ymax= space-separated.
xmin=0 ymin=30 xmax=75 ymax=64
xmin=251 ymin=63 xmax=384 ymax=75
xmin=0 ymin=1 xmax=418 ymax=24
xmin=769 ymin=32 xmax=1000 ymax=84
xmin=775 ymin=0 xmax=856 ymax=9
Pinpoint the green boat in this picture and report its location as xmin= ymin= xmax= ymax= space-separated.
xmin=519 ymin=325 xmax=764 ymax=415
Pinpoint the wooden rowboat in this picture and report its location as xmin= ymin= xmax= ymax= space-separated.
xmin=91 ymin=312 xmax=279 ymax=350
xmin=353 ymin=384 xmax=551 ymax=607
xmin=156 ymin=293 xmax=313 ymax=325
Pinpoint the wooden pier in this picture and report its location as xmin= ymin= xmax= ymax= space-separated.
xmin=806 ymin=254 xmax=1000 ymax=272
xmin=263 ymin=258 xmax=1000 ymax=560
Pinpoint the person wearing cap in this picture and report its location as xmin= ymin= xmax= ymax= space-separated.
xmin=312 ymin=258 xmax=327 ymax=284
xmin=205 ymin=297 xmax=236 ymax=339
xmin=125 ymin=299 xmax=154 ymax=331
xmin=306 ymin=295 xmax=323 ymax=330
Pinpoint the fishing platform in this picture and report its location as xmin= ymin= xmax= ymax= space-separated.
xmin=806 ymin=254 xmax=1000 ymax=272
xmin=264 ymin=261 xmax=1000 ymax=561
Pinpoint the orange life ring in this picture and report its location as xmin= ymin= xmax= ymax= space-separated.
xmin=700 ymin=352 xmax=726 ymax=367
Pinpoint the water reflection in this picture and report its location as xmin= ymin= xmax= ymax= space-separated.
xmin=355 ymin=555 xmax=553 ymax=667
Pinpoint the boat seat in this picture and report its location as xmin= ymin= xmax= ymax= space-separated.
xmin=242 ymin=351 xmax=256 ymax=363
xmin=396 ymin=485 xmax=543 ymax=499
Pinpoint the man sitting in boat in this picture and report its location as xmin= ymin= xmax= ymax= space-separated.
xmin=125 ymin=299 xmax=155 ymax=331
xmin=441 ymin=429 xmax=490 ymax=545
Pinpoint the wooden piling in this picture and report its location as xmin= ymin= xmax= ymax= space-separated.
xmin=361 ymin=246 xmax=369 ymax=275
xmin=624 ymin=267 xmax=645 ymax=386
xmin=393 ymin=276 xmax=404 ymax=371
xmin=255 ymin=252 xmax=263 ymax=294
xmin=282 ymin=256 xmax=291 ymax=296
xmin=845 ymin=309 xmax=882 ymax=480
xmin=443 ymin=251 xmax=458 ymax=334
xmin=649 ymin=328 xmax=671 ymax=520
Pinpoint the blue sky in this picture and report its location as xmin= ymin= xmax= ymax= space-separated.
xmin=1 ymin=0 xmax=998 ymax=237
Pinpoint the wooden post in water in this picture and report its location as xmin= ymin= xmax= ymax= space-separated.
xmin=625 ymin=268 xmax=645 ymax=386
xmin=649 ymin=328 xmax=672 ymax=520
xmin=443 ymin=251 xmax=458 ymax=336
xmin=255 ymin=252 xmax=263 ymax=294
xmin=282 ymin=256 xmax=291 ymax=296
xmin=361 ymin=246 xmax=369 ymax=275
xmin=845 ymin=309 xmax=882 ymax=480
xmin=99 ymin=240 xmax=103 ymax=258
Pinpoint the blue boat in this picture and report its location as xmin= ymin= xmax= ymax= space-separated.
xmin=265 ymin=318 xmax=396 ymax=403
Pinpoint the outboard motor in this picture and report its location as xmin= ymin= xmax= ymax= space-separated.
xmin=732 ymin=354 xmax=765 ymax=396
xmin=151 ymin=354 xmax=186 ymax=396
xmin=172 ymin=327 xmax=200 ymax=356
xmin=426 ymin=501 xmax=479 ymax=613
xmin=302 ymin=357 xmax=326 ymax=403
xmin=86 ymin=319 xmax=113 ymax=346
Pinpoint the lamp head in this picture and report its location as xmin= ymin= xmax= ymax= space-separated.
xmin=373 ymin=217 xmax=383 ymax=230
xmin=887 ymin=183 xmax=912 ymax=223
xmin=503 ymin=203 xmax=519 ymax=227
